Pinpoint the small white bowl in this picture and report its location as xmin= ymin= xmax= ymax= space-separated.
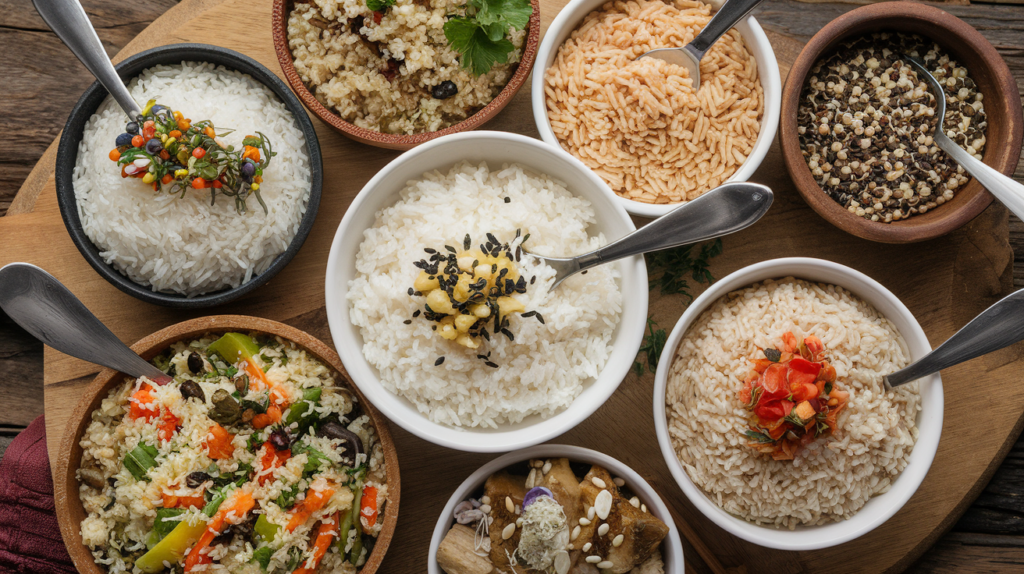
xmin=427 ymin=444 xmax=685 ymax=574
xmin=531 ymin=0 xmax=782 ymax=219
xmin=324 ymin=131 xmax=648 ymax=453
xmin=652 ymin=257 xmax=943 ymax=550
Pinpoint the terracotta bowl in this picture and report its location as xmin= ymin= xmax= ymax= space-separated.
xmin=779 ymin=2 xmax=1023 ymax=244
xmin=53 ymin=315 xmax=401 ymax=574
xmin=271 ymin=0 xmax=541 ymax=150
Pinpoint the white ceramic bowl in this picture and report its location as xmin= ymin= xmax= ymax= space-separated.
xmin=427 ymin=444 xmax=685 ymax=574
xmin=531 ymin=0 xmax=782 ymax=219
xmin=652 ymin=257 xmax=943 ymax=550
xmin=325 ymin=131 xmax=648 ymax=453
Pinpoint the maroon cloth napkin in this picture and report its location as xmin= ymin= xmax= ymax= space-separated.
xmin=0 ymin=415 xmax=75 ymax=573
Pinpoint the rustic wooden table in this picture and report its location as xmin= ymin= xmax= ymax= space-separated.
xmin=0 ymin=0 xmax=1022 ymax=571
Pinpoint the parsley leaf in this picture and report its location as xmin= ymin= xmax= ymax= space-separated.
xmin=645 ymin=238 xmax=722 ymax=299
xmin=444 ymin=18 xmax=514 ymax=76
xmin=366 ymin=0 xmax=395 ymax=11
xmin=633 ymin=317 xmax=667 ymax=376
xmin=443 ymin=0 xmax=532 ymax=76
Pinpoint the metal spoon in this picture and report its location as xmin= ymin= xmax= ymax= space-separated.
xmin=905 ymin=56 xmax=1024 ymax=221
xmin=638 ymin=0 xmax=766 ymax=90
xmin=885 ymin=288 xmax=1024 ymax=389
xmin=0 ymin=263 xmax=171 ymax=384
xmin=33 ymin=0 xmax=141 ymax=118
xmin=528 ymin=182 xmax=773 ymax=291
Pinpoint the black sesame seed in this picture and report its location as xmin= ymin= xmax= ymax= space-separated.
xmin=446 ymin=245 xmax=457 ymax=253
xmin=408 ymin=287 xmax=414 ymax=296
xmin=485 ymin=361 xmax=499 ymax=368
xmin=501 ymin=328 xmax=514 ymax=341
xmin=521 ymin=310 xmax=536 ymax=317
xmin=504 ymin=197 xmax=511 ymax=203
xmin=481 ymin=330 xmax=490 ymax=341
xmin=435 ymin=357 xmax=445 ymax=366
xmin=530 ymin=276 xmax=536 ymax=284
xmin=463 ymin=234 xmax=471 ymax=250
xmin=424 ymin=247 xmax=436 ymax=254
xmin=581 ymin=270 xmax=588 ymax=275
xmin=413 ymin=309 xmax=421 ymax=317
xmin=403 ymin=319 xmax=412 ymax=325
xmin=535 ymin=313 xmax=545 ymax=324
xmin=486 ymin=233 xmax=499 ymax=244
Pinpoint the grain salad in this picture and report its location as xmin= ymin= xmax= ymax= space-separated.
xmin=665 ymin=278 xmax=921 ymax=528
xmin=544 ymin=0 xmax=763 ymax=205
xmin=287 ymin=0 xmax=529 ymax=135
xmin=77 ymin=332 xmax=388 ymax=573
xmin=797 ymin=32 xmax=987 ymax=222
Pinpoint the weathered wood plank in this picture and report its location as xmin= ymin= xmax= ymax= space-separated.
xmin=0 ymin=311 xmax=44 ymax=428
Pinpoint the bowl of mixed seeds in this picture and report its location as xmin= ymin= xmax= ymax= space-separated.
xmin=779 ymin=2 xmax=1023 ymax=243
xmin=272 ymin=0 xmax=541 ymax=150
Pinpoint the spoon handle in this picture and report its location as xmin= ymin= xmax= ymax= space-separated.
xmin=0 ymin=263 xmax=170 ymax=384
xmin=32 ymin=0 xmax=140 ymax=118
xmin=885 ymin=289 xmax=1024 ymax=389
xmin=935 ymin=134 xmax=1024 ymax=222
xmin=575 ymin=182 xmax=773 ymax=272
xmin=689 ymin=0 xmax=767 ymax=59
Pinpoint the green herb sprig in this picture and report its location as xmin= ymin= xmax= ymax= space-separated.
xmin=646 ymin=238 xmax=722 ymax=300
xmin=633 ymin=317 xmax=667 ymax=376
xmin=366 ymin=0 xmax=395 ymax=11
xmin=444 ymin=0 xmax=532 ymax=76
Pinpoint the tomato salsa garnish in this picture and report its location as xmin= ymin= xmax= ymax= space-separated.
xmin=738 ymin=331 xmax=850 ymax=461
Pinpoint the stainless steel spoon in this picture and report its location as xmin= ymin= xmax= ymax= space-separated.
xmin=905 ymin=56 xmax=1024 ymax=221
xmin=33 ymin=0 xmax=141 ymax=118
xmin=0 ymin=263 xmax=171 ymax=384
xmin=528 ymin=182 xmax=773 ymax=291
xmin=885 ymin=288 xmax=1024 ymax=389
xmin=638 ymin=0 xmax=766 ymax=90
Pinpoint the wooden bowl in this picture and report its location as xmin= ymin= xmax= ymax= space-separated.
xmin=779 ymin=2 xmax=1023 ymax=244
xmin=271 ymin=0 xmax=541 ymax=150
xmin=53 ymin=315 xmax=401 ymax=574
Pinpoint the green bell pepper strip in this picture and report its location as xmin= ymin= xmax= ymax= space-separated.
xmin=207 ymin=333 xmax=261 ymax=366
xmin=254 ymin=514 xmax=280 ymax=543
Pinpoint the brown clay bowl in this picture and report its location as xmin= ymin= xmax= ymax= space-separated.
xmin=779 ymin=2 xmax=1023 ymax=244
xmin=53 ymin=315 xmax=401 ymax=574
xmin=271 ymin=0 xmax=541 ymax=150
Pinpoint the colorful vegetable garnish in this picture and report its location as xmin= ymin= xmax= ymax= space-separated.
xmin=443 ymin=0 xmax=533 ymax=76
xmin=738 ymin=332 xmax=849 ymax=461
xmin=411 ymin=231 xmax=532 ymax=354
xmin=107 ymin=99 xmax=275 ymax=214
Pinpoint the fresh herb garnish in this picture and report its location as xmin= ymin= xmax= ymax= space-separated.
xmin=633 ymin=316 xmax=667 ymax=375
xmin=744 ymin=429 xmax=775 ymax=444
xmin=443 ymin=0 xmax=532 ymax=76
xmin=645 ymin=238 xmax=722 ymax=299
xmin=252 ymin=546 xmax=274 ymax=570
xmin=366 ymin=0 xmax=395 ymax=10
xmin=123 ymin=443 xmax=159 ymax=481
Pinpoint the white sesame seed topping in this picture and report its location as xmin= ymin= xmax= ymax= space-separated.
xmin=505 ymin=497 xmax=514 ymax=513
xmin=571 ymin=525 xmax=581 ymax=540
xmin=613 ymin=534 xmax=624 ymax=547
xmin=597 ymin=561 xmax=614 ymax=569
xmin=502 ymin=523 xmax=515 ymax=540
xmin=613 ymin=477 xmax=625 ymax=487
xmin=598 ymin=523 xmax=610 ymax=536
xmin=579 ymin=517 xmax=591 ymax=526
xmin=591 ymin=477 xmax=607 ymax=489
xmin=586 ymin=556 xmax=601 ymax=564
xmin=629 ymin=496 xmax=640 ymax=508
xmin=595 ymin=490 xmax=613 ymax=520
xmin=587 ymin=506 xmax=595 ymax=521
xmin=582 ymin=542 xmax=592 ymax=552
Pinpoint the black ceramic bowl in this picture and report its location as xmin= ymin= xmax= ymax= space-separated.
xmin=55 ymin=44 xmax=323 ymax=308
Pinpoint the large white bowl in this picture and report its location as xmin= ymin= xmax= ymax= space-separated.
xmin=652 ymin=257 xmax=943 ymax=550
xmin=531 ymin=0 xmax=782 ymax=219
xmin=325 ymin=131 xmax=648 ymax=453
xmin=427 ymin=444 xmax=685 ymax=574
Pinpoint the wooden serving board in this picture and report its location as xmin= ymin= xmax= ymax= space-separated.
xmin=1 ymin=0 xmax=1022 ymax=572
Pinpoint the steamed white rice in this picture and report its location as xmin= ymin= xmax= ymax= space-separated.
xmin=665 ymin=278 xmax=921 ymax=528
xmin=72 ymin=62 xmax=311 ymax=296
xmin=347 ymin=162 xmax=623 ymax=428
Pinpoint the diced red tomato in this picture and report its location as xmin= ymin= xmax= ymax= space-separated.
xmin=258 ymin=442 xmax=291 ymax=486
xmin=760 ymin=363 xmax=788 ymax=397
xmin=787 ymin=357 xmax=822 ymax=387
xmin=129 ymin=383 xmax=159 ymax=421
xmin=204 ymin=424 xmax=235 ymax=460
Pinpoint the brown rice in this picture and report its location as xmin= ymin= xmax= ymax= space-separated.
xmin=544 ymin=0 xmax=763 ymax=204
xmin=665 ymin=278 xmax=920 ymax=528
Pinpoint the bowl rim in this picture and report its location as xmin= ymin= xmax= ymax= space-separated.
xmin=52 ymin=315 xmax=401 ymax=574
xmin=270 ymin=0 xmax=542 ymax=150
xmin=323 ymin=130 xmax=649 ymax=453
xmin=54 ymin=43 xmax=324 ymax=308
xmin=778 ymin=2 xmax=1024 ymax=244
xmin=651 ymin=257 xmax=944 ymax=550
xmin=425 ymin=444 xmax=685 ymax=573
xmin=530 ymin=0 xmax=782 ymax=218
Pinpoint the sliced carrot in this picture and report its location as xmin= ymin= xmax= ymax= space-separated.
xmin=286 ymin=485 xmax=335 ymax=532
xmin=162 ymin=490 xmax=206 ymax=510
xmin=258 ymin=442 xmax=291 ymax=486
xmin=360 ymin=486 xmax=378 ymax=529
xmin=129 ymin=383 xmax=158 ymax=421
xmin=293 ymin=512 xmax=341 ymax=574
xmin=204 ymin=424 xmax=235 ymax=460
xmin=184 ymin=490 xmax=255 ymax=571
xmin=158 ymin=409 xmax=180 ymax=442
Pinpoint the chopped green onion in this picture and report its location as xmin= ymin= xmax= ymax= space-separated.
xmin=124 ymin=443 xmax=159 ymax=481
